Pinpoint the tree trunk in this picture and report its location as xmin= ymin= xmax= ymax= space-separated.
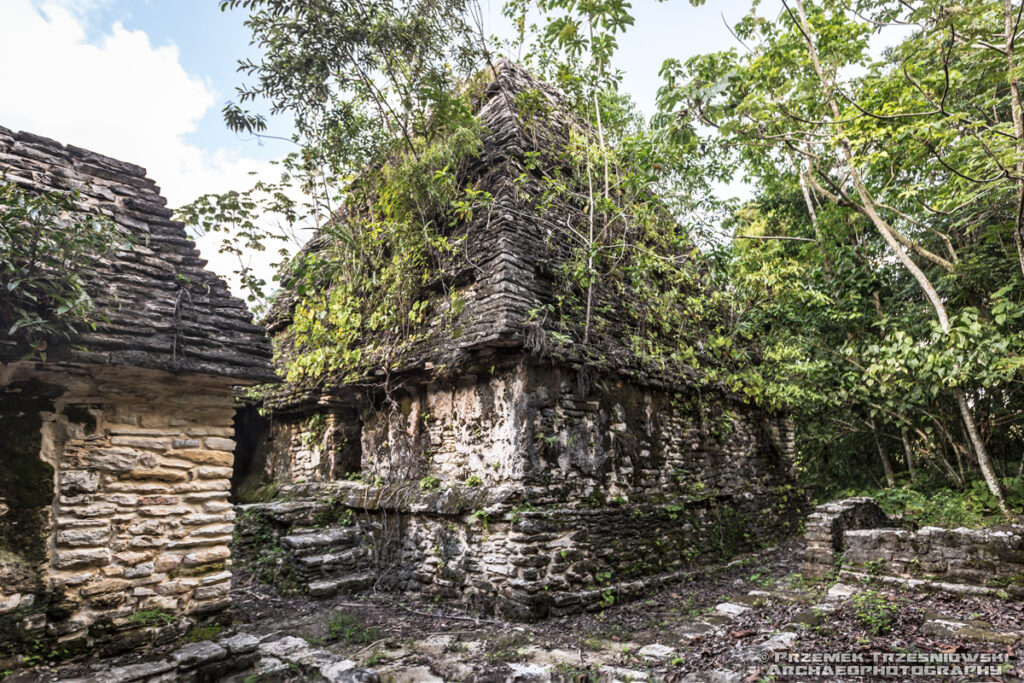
xmin=1003 ymin=0 xmax=1024 ymax=276
xmin=872 ymin=420 xmax=896 ymax=487
xmin=900 ymin=427 xmax=917 ymax=484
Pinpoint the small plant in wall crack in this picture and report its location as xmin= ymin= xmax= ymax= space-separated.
xmin=469 ymin=509 xmax=490 ymax=531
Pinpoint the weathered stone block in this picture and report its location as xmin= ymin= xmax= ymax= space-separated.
xmin=55 ymin=548 xmax=111 ymax=569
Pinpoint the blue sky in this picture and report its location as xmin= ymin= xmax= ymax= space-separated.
xmin=69 ymin=0 xmax=289 ymax=163
xmin=16 ymin=0 xmax=768 ymax=170
xmin=0 ymin=0 xmax=771 ymax=289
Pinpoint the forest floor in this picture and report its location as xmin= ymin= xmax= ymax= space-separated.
xmin=29 ymin=538 xmax=1024 ymax=682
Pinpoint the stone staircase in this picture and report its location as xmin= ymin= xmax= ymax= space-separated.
xmin=279 ymin=525 xmax=376 ymax=597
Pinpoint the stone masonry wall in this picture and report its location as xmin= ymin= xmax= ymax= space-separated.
xmin=235 ymin=478 xmax=805 ymax=621
xmin=260 ymin=360 xmax=799 ymax=508
xmin=256 ymin=411 xmax=360 ymax=486
xmin=840 ymin=526 xmax=1024 ymax=598
xmin=802 ymin=497 xmax=890 ymax=578
xmin=0 ymin=362 xmax=239 ymax=660
xmin=803 ymin=498 xmax=1024 ymax=599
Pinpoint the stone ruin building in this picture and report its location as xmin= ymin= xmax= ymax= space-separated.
xmin=234 ymin=61 xmax=808 ymax=620
xmin=0 ymin=127 xmax=276 ymax=660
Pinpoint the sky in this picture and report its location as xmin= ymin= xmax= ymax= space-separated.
xmin=0 ymin=0 xmax=772 ymax=291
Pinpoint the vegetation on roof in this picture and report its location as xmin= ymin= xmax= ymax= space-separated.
xmin=0 ymin=182 xmax=124 ymax=359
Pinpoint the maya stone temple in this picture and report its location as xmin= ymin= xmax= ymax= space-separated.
xmin=0 ymin=59 xmax=807 ymax=670
xmin=232 ymin=61 xmax=807 ymax=621
xmin=0 ymin=127 xmax=276 ymax=657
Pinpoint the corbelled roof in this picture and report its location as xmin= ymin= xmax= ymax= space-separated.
xmin=266 ymin=60 xmax=705 ymax=408
xmin=0 ymin=127 xmax=277 ymax=383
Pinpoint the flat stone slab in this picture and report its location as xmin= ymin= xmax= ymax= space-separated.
xmin=714 ymin=602 xmax=751 ymax=617
xmin=638 ymin=643 xmax=675 ymax=661
xmin=171 ymin=641 xmax=227 ymax=669
xmin=677 ymin=621 xmax=717 ymax=642
xmin=824 ymin=583 xmax=858 ymax=602
xmin=92 ymin=659 xmax=176 ymax=683
xmin=309 ymin=573 xmax=375 ymax=597
xmin=507 ymin=662 xmax=550 ymax=681
xmin=599 ymin=665 xmax=650 ymax=682
xmin=758 ymin=631 xmax=799 ymax=651
xmin=749 ymin=589 xmax=815 ymax=605
xmin=219 ymin=632 xmax=260 ymax=654
xmin=328 ymin=667 xmax=380 ymax=683
xmin=258 ymin=636 xmax=310 ymax=659
xmin=376 ymin=664 xmax=443 ymax=682
xmin=922 ymin=618 xmax=1021 ymax=645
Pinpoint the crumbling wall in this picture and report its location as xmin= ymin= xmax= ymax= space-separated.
xmin=240 ymin=410 xmax=360 ymax=494
xmin=353 ymin=361 xmax=796 ymax=503
xmin=840 ymin=526 xmax=1024 ymax=598
xmin=802 ymin=498 xmax=1024 ymax=599
xmin=360 ymin=365 xmax=528 ymax=486
xmin=802 ymin=497 xmax=890 ymax=577
xmin=235 ymin=476 xmax=805 ymax=620
xmin=0 ymin=363 xmax=239 ymax=661
xmin=245 ymin=358 xmax=806 ymax=618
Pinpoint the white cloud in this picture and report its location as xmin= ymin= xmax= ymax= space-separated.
xmin=0 ymin=0 xmax=287 ymax=295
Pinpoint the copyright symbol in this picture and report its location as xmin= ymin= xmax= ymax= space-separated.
xmin=759 ymin=651 xmax=770 ymax=663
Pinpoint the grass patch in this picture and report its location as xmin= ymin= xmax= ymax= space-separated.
xmin=485 ymin=631 xmax=531 ymax=663
xmin=182 ymin=623 xmax=224 ymax=643
xmin=128 ymin=609 xmax=177 ymax=627
xmin=325 ymin=613 xmax=382 ymax=645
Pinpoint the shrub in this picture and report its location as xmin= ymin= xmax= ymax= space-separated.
xmin=851 ymin=590 xmax=898 ymax=635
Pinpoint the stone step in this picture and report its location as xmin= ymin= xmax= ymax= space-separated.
xmin=308 ymin=573 xmax=376 ymax=597
xmin=281 ymin=527 xmax=364 ymax=556
xmin=294 ymin=547 xmax=373 ymax=579
xmin=922 ymin=616 xmax=1021 ymax=645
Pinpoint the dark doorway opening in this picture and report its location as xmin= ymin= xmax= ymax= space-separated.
xmin=231 ymin=404 xmax=270 ymax=503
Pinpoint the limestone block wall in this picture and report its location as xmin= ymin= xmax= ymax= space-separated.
xmin=262 ymin=360 xmax=798 ymax=508
xmin=235 ymin=478 xmax=806 ymax=620
xmin=840 ymin=526 xmax=1024 ymax=598
xmin=802 ymin=497 xmax=890 ymax=577
xmin=254 ymin=411 xmax=360 ymax=485
xmin=802 ymin=498 xmax=1024 ymax=599
xmin=360 ymin=365 xmax=528 ymax=486
xmin=0 ymin=363 xmax=238 ymax=659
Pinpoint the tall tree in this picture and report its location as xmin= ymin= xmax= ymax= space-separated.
xmin=659 ymin=0 xmax=1024 ymax=512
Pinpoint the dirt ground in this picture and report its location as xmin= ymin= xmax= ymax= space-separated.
xmin=21 ymin=539 xmax=1024 ymax=682
xmin=223 ymin=539 xmax=1024 ymax=681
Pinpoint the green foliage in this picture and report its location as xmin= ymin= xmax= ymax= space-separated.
xmin=128 ymin=609 xmax=177 ymax=628
xmin=281 ymin=118 xmax=489 ymax=384
xmin=182 ymin=623 xmax=223 ymax=643
xmin=463 ymin=474 xmax=482 ymax=487
xmin=851 ymin=590 xmax=898 ymax=635
xmin=469 ymin=509 xmax=490 ymax=530
xmin=208 ymin=0 xmax=1024 ymax=509
xmin=0 ymin=182 xmax=125 ymax=356
xmin=419 ymin=475 xmax=441 ymax=491
xmin=842 ymin=479 xmax=1024 ymax=529
xmin=656 ymin=0 xmax=1024 ymax=510
xmin=312 ymin=502 xmax=354 ymax=528
xmin=484 ymin=631 xmax=530 ymax=663
xmin=234 ymin=509 xmax=301 ymax=594
xmin=174 ymin=182 xmax=295 ymax=311
xmin=324 ymin=612 xmax=382 ymax=645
